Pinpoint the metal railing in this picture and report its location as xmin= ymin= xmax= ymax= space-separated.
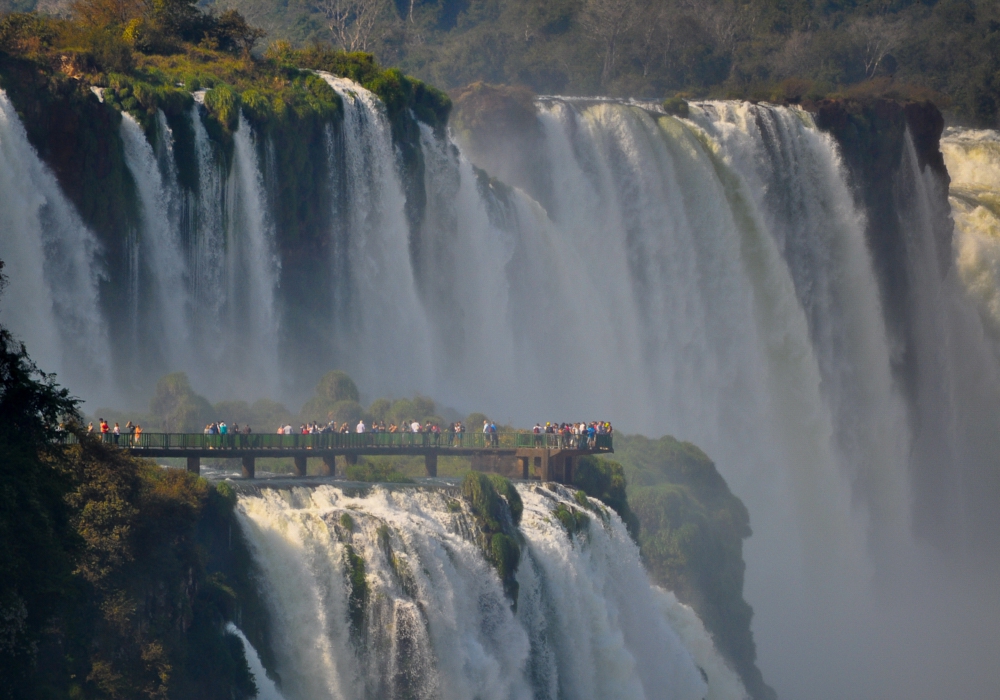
xmin=66 ymin=431 xmax=613 ymax=452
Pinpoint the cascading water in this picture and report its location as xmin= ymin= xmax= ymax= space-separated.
xmin=225 ymin=111 xmax=282 ymax=396
xmin=227 ymin=623 xmax=288 ymax=700
xmin=235 ymin=482 xmax=742 ymax=700
xmin=0 ymin=90 xmax=112 ymax=403
xmin=942 ymin=128 xmax=1000 ymax=353
xmin=319 ymin=73 xmax=433 ymax=393
xmin=119 ymin=112 xmax=191 ymax=372
xmin=7 ymin=75 xmax=1000 ymax=698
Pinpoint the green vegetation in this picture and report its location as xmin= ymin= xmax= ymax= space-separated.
xmin=0 ymin=258 xmax=257 ymax=698
xmin=460 ymin=471 xmax=521 ymax=603
xmin=0 ymin=0 xmax=451 ymax=318
xmin=344 ymin=459 xmax=414 ymax=483
xmin=486 ymin=472 xmax=523 ymax=525
xmin=572 ymin=455 xmax=638 ymax=536
xmin=606 ymin=433 xmax=773 ymax=700
xmin=343 ymin=543 xmax=368 ymax=635
xmin=90 ymin=0 xmax=998 ymax=126
xmin=662 ymin=96 xmax=689 ymax=118
xmin=552 ymin=501 xmax=589 ymax=536
xmin=339 ymin=511 xmax=355 ymax=530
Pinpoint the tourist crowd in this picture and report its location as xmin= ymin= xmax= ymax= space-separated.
xmin=84 ymin=416 xmax=613 ymax=450
xmin=87 ymin=418 xmax=142 ymax=444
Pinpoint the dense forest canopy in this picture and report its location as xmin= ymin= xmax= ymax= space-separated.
xmin=3 ymin=0 xmax=997 ymax=123
xmin=18 ymin=0 xmax=993 ymax=123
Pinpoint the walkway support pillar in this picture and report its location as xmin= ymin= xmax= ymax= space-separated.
xmin=242 ymin=456 xmax=255 ymax=479
xmin=519 ymin=456 xmax=530 ymax=480
xmin=320 ymin=455 xmax=336 ymax=477
xmin=540 ymin=450 xmax=551 ymax=482
xmin=294 ymin=455 xmax=307 ymax=477
xmin=186 ymin=456 xmax=200 ymax=475
xmin=425 ymin=452 xmax=438 ymax=477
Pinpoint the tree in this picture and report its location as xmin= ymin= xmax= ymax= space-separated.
xmin=851 ymin=14 xmax=908 ymax=79
xmin=0 ymin=260 xmax=80 ymax=696
xmin=580 ymin=0 xmax=640 ymax=86
xmin=149 ymin=372 xmax=213 ymax=432
xmin=316 ymin=369 xmax=360 ymax=403
xmin=313 ymin=0 xmax=388 ymax=52
xmin=215 ymin=8 xmax=266 ymax=56
xmin=72 ymin=0 xmax=144 ymax=27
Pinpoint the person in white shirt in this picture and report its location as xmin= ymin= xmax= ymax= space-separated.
xmin=356 ymin=420 xmax=366 ymax=433
xmin=411 ymin=420 xmax=420 ymax=433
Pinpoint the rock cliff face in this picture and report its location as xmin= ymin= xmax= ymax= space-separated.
xmin=813 ymin=98 xmax=953 ymax=412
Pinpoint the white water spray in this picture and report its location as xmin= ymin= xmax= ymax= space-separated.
xmin=226 ymin=623 xmax=288 ymax=700
xmin=235 ymin=482 xmax=737 ymax=700
xmin=0 ymin=90 xmax=111 ymax=402
xmin=319 ymin=74 xmax=433 ymax=395
xmin=120 ymin=111 xmax=191 ymax=369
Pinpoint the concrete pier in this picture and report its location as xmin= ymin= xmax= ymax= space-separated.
xmin=321 ymin=455 xmax=336 ymax=477
xmin=294 ymin=455 xmax=307 ymax=477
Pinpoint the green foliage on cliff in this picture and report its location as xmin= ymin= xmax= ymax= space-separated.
xmin=285 ymin=45 xmax=451 ymax=132
xmin=0 ymin=272 xmax=256 ymax=698
xmin=610 ymin=433 xmax=773 ymax=700
xmin=572 ymin=455 xmax=638 ymax=537
xmin=461 ymin=471 xmax=521 ymax=603
xmin=56 ymin=439 xmax=257 ymax=700
xmin=0 ymin=263 xmax=80 ymax=697
xmin=552 ymin=501 xmax=589 ymax=536
xmin=162 ymin=0 xmax=1000 ymax=126
xmin=487 ymin=472 xmax=523 ymax=526
xmin=343 ymin=543 xmax=368 ymax=635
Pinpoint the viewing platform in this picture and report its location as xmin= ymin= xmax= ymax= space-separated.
xmin=70 ymin=432 xmax=613 ymax=483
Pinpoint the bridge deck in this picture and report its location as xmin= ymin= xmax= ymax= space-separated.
xmin=69 ymin=432 xmax=613 ymax=483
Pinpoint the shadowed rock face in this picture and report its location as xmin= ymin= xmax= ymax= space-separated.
xmin=813 ymin=98 xmax=952 ymax=411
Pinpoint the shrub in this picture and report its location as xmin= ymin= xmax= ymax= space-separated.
xmin=573 ymin=456 xmax=639 ymax=537
xmin=662 ymin=96 xmax=689 ymax=118
xmin=487 ymin=473 xmax=523 ymax=525
xmin=344 ymin=460 xmax=413 ymax=483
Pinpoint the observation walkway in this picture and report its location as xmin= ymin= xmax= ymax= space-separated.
xmin=72 ymin=432 xmax=613 ymax=483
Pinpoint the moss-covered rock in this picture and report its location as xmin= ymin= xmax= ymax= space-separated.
xmin=339 ymin=512 xmax=354 ymax=531
xmin=573 ymin=456 xmax=639 ymax=537
xmin=487 ymin=472 xmax=523 ymax=526
xmin=344 ymin=543 xmax=368 ymax=636
xmin=662 ymin=96 xmax=690 ymax=117
xmin=460 ymin=472 xmax=522 ymax=604
xmin=552 ymin=501 xmax=589 ymax=536
xmin=610 ymin=433 xmax=771 ymax=700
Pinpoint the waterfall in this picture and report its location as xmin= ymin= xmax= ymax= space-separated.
xmin=226 ymin=623 xmax=288 ymax=700
xmin=319 ymin=73 xmax=433 ymax=396
xmin=226 ymin=111 xmax=281 ymax=396
xmin=942 ymin=128 xmax=1000 ymax=353
xmin=0 ymin=90 xmax=112 ymax=402
xmin=119 ymin=111 xmax=191 ymax=371
xmin=189 ymin=97 xmax=227 ymax=379
xmin=8 ymin=79 xmax=1000 ymax=698
xmin=235 ymin=482 xmax=740 ymax=700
